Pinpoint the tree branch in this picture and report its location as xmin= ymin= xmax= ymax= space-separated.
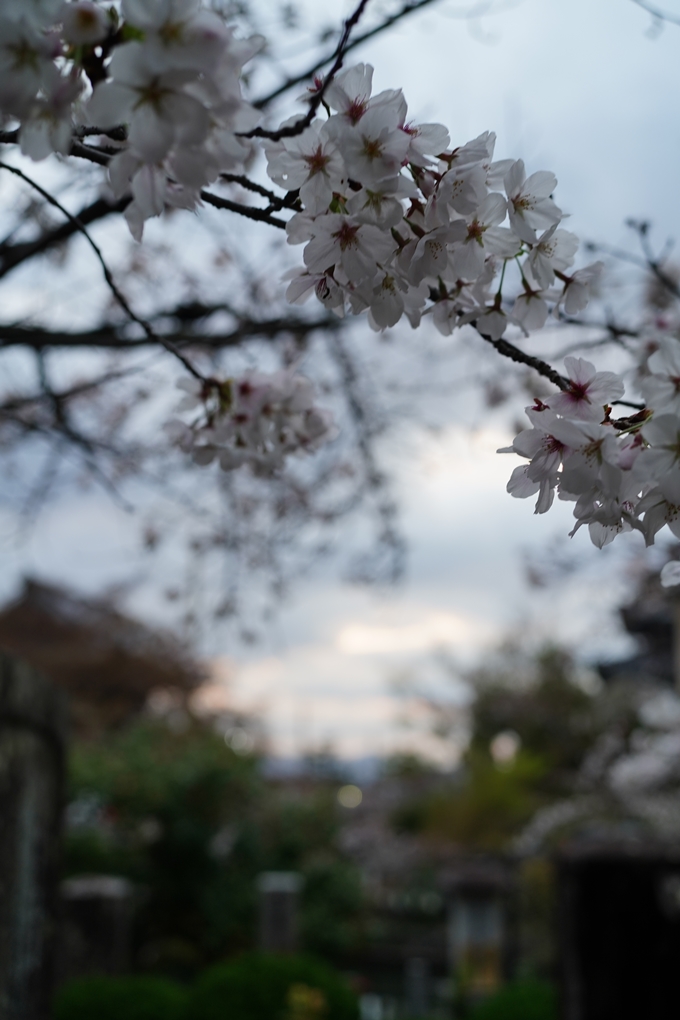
xmin=0 ymin=160 xmax=205 ymax=381
xmin=631 ymin=0 xmax=680 ymax=25
xmin=0 ymin=368 xmax=140 ymax=414
xmin=0 ymin=312 xmax=342 ymax=350
xmin=239 ymin=0 xmax=373 ymax=141
xmin=199 ymin=189 xmax=288 ymax=228
xmin=0 ymin=194 xmax=130 ymax=279
xmin=479 ymin=333 xmax=570 ymax=390
xmin=254 ymin=0 xmax=444 ymax=109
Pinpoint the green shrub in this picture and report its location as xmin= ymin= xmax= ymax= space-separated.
xmin=54 ymin=975 xmax=188 ymax=1020
xmin=469 ymin=980 xmax=557 ymax=1020
xmin=188 ymin=953 xmax=358 ymax=1020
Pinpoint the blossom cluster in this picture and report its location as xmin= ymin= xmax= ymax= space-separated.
xmin=0 ymin=1 xmax=611 ymax=479
xmin=268 ymin=63 xmax=602 ymax=339
xmin=502 ymin=346 xmax=680 ymax=550
xmin=165 ymin=370 xmax=336 ymax=474
xmin=0 ymin=0 xmax=262 ymax=238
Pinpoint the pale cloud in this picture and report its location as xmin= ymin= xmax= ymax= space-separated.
xmin=335 ymin=610 xmax=491 ymax=656
xmin=206 ymin=629 xmax=467 ymax=763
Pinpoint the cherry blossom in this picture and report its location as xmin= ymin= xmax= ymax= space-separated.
xmin=560 ymin=261 xmax=604 ymax=315
xmin=0 ymin=0 xmax=660 ymax=498
xmin=525 ymin=225 xmax=579 ymax=289
xmin=301 ymin=213 xmax=397 ymax=283
xmin=324 ymin=63 xmax=377 ymax=125
xmin=61 ymin=2 xmax=109 ymax=45
xmin=501 ymin=341 xmax=680 ymax=550
xmin=550 ymin=357 xmax=625 ymax=422
xmin=88 ymin=45 xmax=210 ymax=164
xmin=640 ymin=337 xmax=680 ymax=414
xmin=166 ymin=370 xmax=336 ymax=474
xmin=504 ymin=160 xmax=562 ymax=244
xmin=264 ymin=120 xmax=345 ymax=215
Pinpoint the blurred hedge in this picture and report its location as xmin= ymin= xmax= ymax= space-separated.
xmin=54 ymin=954 xmax=358 ymax=1020
xmin=469 ymin=979 xmax=557 ymax=1020
xmin=54 ymin=975 xmax=188 ymax=1020
xmin=190 ymin=953 xmax=358 ymax=1020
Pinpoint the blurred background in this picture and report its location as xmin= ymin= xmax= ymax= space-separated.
xmin=3 ymin=1 xmax=680 ymax=1018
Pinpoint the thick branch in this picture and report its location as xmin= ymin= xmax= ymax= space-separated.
xmin=481 ymin=330 xmax=645 ymax=410
xmin=0 ymin=313 xmax=341 ymax=350
xmin=480 ymin=333 xmax=569 ymax=390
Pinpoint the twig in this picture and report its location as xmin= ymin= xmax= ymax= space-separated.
xmin=0 ymin=194 xmax=130 ymax=279
xmin=238 ymin=0 xmax=373 ymax=141
xmin=200 ymin=189 xmax=287 ymax=228
xmin=326 ymin=333 xmax=405 ymax=583
xmin=254 ymin=0 xmax=443 ymax=109
xmin=0 ymin=160 xmax=205 ymax=381
xmin=0 ymin=368 xmax=140 ymax=413
xmin=631 ymin=0 xmax=680 ymax=25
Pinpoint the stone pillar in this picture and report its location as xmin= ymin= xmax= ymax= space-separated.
xmin=447 ymin=890 xmax=504 ymax=999
xmin=57 ymin=876 xmax=134 ymax=984
xmin=257 ymin=872 xmax=303 ymax=954
xmin=672 ymin=599 xmax=680 ymax=692
xmin=0 ymin=653 xmax=67 ymax=1020
xmin=404 ymin=956 xmax=430 ymax=1017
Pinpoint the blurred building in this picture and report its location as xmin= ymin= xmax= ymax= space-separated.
xmin=518 ymin=567 xmax=680 ymax=1019
xmin=0 ymin=578 xmax=205 ymax=736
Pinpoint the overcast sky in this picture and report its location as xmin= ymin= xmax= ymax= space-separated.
xmin=2 ymin=0 xmax=677 ymax=761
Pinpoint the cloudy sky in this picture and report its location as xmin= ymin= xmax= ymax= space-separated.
xmin=2 ymin=0 xmax=678 ymax=761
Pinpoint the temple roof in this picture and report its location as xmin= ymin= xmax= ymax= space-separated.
xmin=598 ymin=568 xmax=676 ymax=687
xmin=0 ymin=578 xmax=205 ymax=735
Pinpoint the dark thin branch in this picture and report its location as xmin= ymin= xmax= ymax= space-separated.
xmin=1 ymin=357 xmax=135 ymax=510
xmin=239 ymin=0 xmax=373 ymax=141
xmin=18 ymin=436 xmax=66 ymax=527
xmin=588 ymin=231 xmax=680 ymax=302
xmin=254 ymin=0 xmax=442 ymax=109
xmin=200 ymin=188 xmax=287 ymax=228
xmin=0 ymin=368 xmax=140 ymax=414
xmin=326 ymin=333 xmax=405 ymax=583
xmin=0 ymin=160 xmax=205 ymax=381
xmin=220 ymin=173 xmax=282 ymax=203
xmin=219 ymin=173 xmax=302 ymax=214
xmin=631 ymin=0 xmax=680 ymax=25
xmin=634 ymin=223 xmax=680 ymax=301
xmin=0 ymin=194 xmax=130 ymax=279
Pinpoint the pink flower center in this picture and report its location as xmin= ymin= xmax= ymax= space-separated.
xmin=567 ymin=381 xmax=590 ymax=403
xmin=361 ymin=136 xmax=384 ymax=161
xmin=304 ymin=145 xmax=330 ymax=176
xmin=332 ymin=222 xmax=360 ymax=251
xmin=346 ymin=99 xmax=367 ymax=125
